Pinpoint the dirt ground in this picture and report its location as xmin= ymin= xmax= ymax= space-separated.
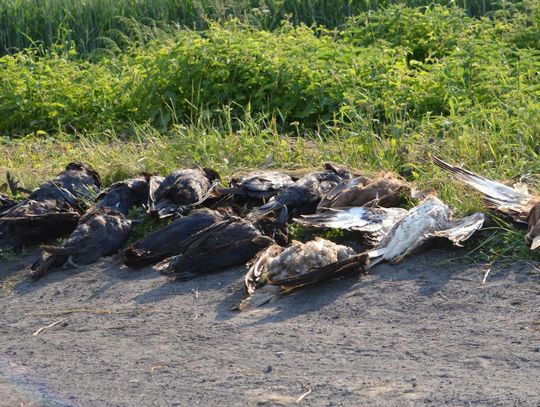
xmin=0 ymin=247 xmax=539 ymax=406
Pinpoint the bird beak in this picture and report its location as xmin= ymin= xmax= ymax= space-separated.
xmin=530 ymin=236 xmax=540 ymax=250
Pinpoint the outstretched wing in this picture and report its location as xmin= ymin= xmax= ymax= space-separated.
xmin=432 ymin=156 xmax=531 ymax=220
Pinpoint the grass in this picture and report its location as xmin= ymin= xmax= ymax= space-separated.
xmin=0 ymin=2 xmax=539 ymax=263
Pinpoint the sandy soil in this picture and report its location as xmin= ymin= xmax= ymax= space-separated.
xmin=0 ymin=247 xmax=539 ymax=406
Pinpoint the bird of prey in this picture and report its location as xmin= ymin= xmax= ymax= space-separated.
xmin=296 ymin=206 xmax=408 ymax=245
xmin=154 ymin=216 xmax=274 ymax=280
xmin=123 ymin=208 xmax=231 ymax=268
xmin=0 ymin=200 xmax=80 ymax=251
xmin=432 ymin=156 xmax=540 ymax=249
xmin=218 ymin=171 xmax=296 ymax=200
xmin=149 ymin=166 xmax=220 ymax=218
xmin=249 ymin=164 xmax=352 ymax=222
xmin=95 ymin=175 xmax=156 ymax=215
xmin=318 ymin=174 xmax=410 ymax=210
xmin=239 ymin=238 xmax=369 ymax=310
xmin=31 ymin=207 xmax=132 ymax=279
xmin=0 ymin=163 xmax=101 ymax=251
xmin=367 ymin=196 xmax=485 ymax=266
xmin=26 ymin=162 xmax=101 ymax=206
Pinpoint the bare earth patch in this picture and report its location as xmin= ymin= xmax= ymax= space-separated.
xmin=1 ymin=248 xmax=539 ymax=406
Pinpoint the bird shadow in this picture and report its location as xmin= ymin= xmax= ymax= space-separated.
xmin=215 ymin=273 xmax=362 ymax=326
xmin=132 ymin=266 xmax=246 ymax=305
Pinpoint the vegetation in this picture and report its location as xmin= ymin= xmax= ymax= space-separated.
xmin=0 ymin=0 xmax=512 ymax=55
xmin=0 ymin=1 xmax=539 ymax=262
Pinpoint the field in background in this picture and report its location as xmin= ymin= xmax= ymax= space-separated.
xmin=0 ymin=0 xmax=539 ymax=262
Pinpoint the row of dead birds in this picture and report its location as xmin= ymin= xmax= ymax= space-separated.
xmin=1 ymin=156 xmax=539 ymax=310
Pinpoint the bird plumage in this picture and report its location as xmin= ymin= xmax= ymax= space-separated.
xmin=367 ymin=196 xmax=485 ymax=266
xmin=318 ymin=174 xmax=410 ymax=209
xmin=154 ymin=216 xmax=274 ymax=280
xmin=123 ymin=208 xmax=230 ymax=268
xmin=296 ymin=206 xmax=408 ymax=245
xmin=31 ymin=207 xmax=132 ymax=279
xmin=432 ymin=155 xmax=540 ymax=250
xmin=240 ymin=238 xmax=368 ymax=310
xmin=219 ymin=171 xmax=296 ymax=200
xmin=149 ymin=167 xmax=220 ymax=218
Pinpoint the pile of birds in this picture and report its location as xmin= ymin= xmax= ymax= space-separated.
xmin=1 ymin=156 xmax=538 ymax=310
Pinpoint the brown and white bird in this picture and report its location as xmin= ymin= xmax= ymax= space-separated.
xmin=149 ymin=166 xmax=220 ymax=218
xmin=239 ymin=238 xmax=369 ymax=310
xmin=295 ymin=206 xmax=408 ymax=245
xmin=432 ymin=156 xmax=540 ymax=249
xmin=318 ymin=174 xmax=410 ymax=210
xmin=123 ymin=208 xmax=231 ymax=268
xmin=31 ymin=207 xmax=132 ymax=279
xmin=367 ymin=196 xmax=485 ymax=266
xmin=154 ymin=216 xmax=274 ymax=280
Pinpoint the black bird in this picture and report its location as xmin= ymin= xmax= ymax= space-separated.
xmin=0 ymin=163 xmax=101 ymax=252
xmin=219 ymin=171 xmax=296 ymax=201
xmin=0 ymin=200 xmax=80 ymax=251
xmin=123 ymin=208 xmax=231 ymax=268
xmin=249 ymin=163 xmax=352 ymax=223
xmin=27 ymin=162 xmax=101 ymax=206
xmin=31 ymin=207 xmax=132 ymax=279
xmin=95 ymin=175 xmax=154 ymax=215
xmin=154 ymin=216 xmax=274 ymax=280
xmin=149 ymin=166 xmax=220 ymax=218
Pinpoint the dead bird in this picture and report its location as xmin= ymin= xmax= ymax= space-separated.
xmin=95 ymin=175 xmax=154 ymax=215
xmin=367 ymin=196 xmax=485 ymax=267
xmin=154 ymin=216 xmax=274 ymax=280
xmin=318 ymin=174 xmax=411 ymax=210
xmin=296 ymin=206 xmax=408 ymax=245
xmin=123 ymin=208 xmax=231 ymax=268
xmin=218 ymin=171 xmax=296 ymax=200
xmin=149 ymin=166 xmax=220 ymax=218
xmin=26 ymin=162 xmax=101 ymax=206
xmin=239 ymin=238 xmax=369 ymax=310
xmin=249 ymin=164 xmax=352 ymax=222
xmin=0 ymin=200 xmax=80 ymax=251
xmin=433 ymin=156 xmax=540 ymax=249
xmin=31 ymin=207 xmax=132 ymax=279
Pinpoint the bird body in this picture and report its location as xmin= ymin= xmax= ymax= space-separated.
xmin=219 ymin=171 xmax=296 ymax=200
xmin=123 ymin=208 xmax=229 ymax=268
xmin=0 ymin=200 xmax=80 ymax=251
xmin=318 ymin=174 xmax=409 ymax=209
xmin=27 ymin=162 xmax=101 ymax=205
xmin=249 ymin=164 xmax=351 ymax=220
xmin=240 ymin=238 xmax=368 ymax=310
xmin=368 ymin=196 xmax=485 ymax=265
xmin=95 ymin=176 xmax=152 ymax=214
xmin=154 ymin=216 xmax=274 ymax=280
xmin=150 ymin=167 xmax=220 ymax=218
xmin=32 ymin=207 xmax=132 ymax=279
